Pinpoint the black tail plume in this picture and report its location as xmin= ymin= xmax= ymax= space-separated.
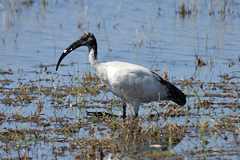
xmin=164 ymin=81 xmax=186 ymax=105
xmin=151 ymin=71 xmax=186 ymax=105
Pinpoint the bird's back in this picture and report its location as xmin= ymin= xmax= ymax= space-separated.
xmin=95 ymin=61 xmax=169 ymax=102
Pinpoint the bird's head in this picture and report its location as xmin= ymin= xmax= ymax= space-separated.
xmin=56 ymin=32 xmax=97 ymax=71
xmin=77 ymin=32 xmax=97 ymax=47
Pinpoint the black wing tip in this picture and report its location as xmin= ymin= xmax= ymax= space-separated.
xmin=150 ymin=71 xmax=187 ymax=105
xmin=165 ymin=81 xmax=186 ymax=106
xmin=175 ymin=95 xmax=186 ymax=106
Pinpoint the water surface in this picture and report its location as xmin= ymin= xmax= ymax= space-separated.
xmin=0 ymin=0 xmax=239 ymax=159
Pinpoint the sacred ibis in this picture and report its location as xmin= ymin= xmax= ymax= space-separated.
xmin=56 ymin=32 xmax=186 ymax=117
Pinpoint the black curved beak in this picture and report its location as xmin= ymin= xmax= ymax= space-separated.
xmin=56 ymin=39 xmax=84 ymax=71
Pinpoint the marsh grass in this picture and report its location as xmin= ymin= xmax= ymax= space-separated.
xmin=174 ymin=0 xmax=237 ymax=19
xmin=103 ymin=20 xmax=111 ymax=53
xmin=135 ymin=25 xmax=143 ymax=46
xmin=1 ymin=63 xmax=238 ymax=159
xmin=0 ymin=0 xmax=240 ymax=158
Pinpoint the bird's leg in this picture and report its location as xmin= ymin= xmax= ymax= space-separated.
xmin=121 ymin=99 xmax=127 ymax=119
xmin=134 ymin=112 xmax=138 ymax=117
xmin=133 ymin=99 xmax=140 ymax=117
xmin=123 ymin=103 xmax=126 ymax=119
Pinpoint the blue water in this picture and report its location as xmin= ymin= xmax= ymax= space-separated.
xmin=0 ymin=0 xmax=239 ymax=159
xmin=1 ymin=0 xmax=239 ymax=78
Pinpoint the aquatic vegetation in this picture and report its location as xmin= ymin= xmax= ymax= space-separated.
xmin=0 ymin=0 xmax=239 ymax=159
xmin=0 ymin=65 xmax=239 ymax=159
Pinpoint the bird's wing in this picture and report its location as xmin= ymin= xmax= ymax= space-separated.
xmin=151 ymin=71 xmax=186 ymax=105
xmin=100 ymin=62 xmax=167 ymax=101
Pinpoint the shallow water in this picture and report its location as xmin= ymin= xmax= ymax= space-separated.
xmin=0 ymin=0 xmax=239 ymax=159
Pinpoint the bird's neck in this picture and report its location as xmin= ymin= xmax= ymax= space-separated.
xmin=88 ymin=46 xmax=99 ymax=69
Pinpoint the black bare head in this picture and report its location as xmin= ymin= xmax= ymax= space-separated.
xmin=56 ymin=32 xmax=97 ymax=71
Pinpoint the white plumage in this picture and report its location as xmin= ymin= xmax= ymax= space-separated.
xmin=56 ymin=32 xmax=186 ymax=117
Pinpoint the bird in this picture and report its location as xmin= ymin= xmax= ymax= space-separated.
xmin=56 ymin=32 xmax=186 ymax=118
